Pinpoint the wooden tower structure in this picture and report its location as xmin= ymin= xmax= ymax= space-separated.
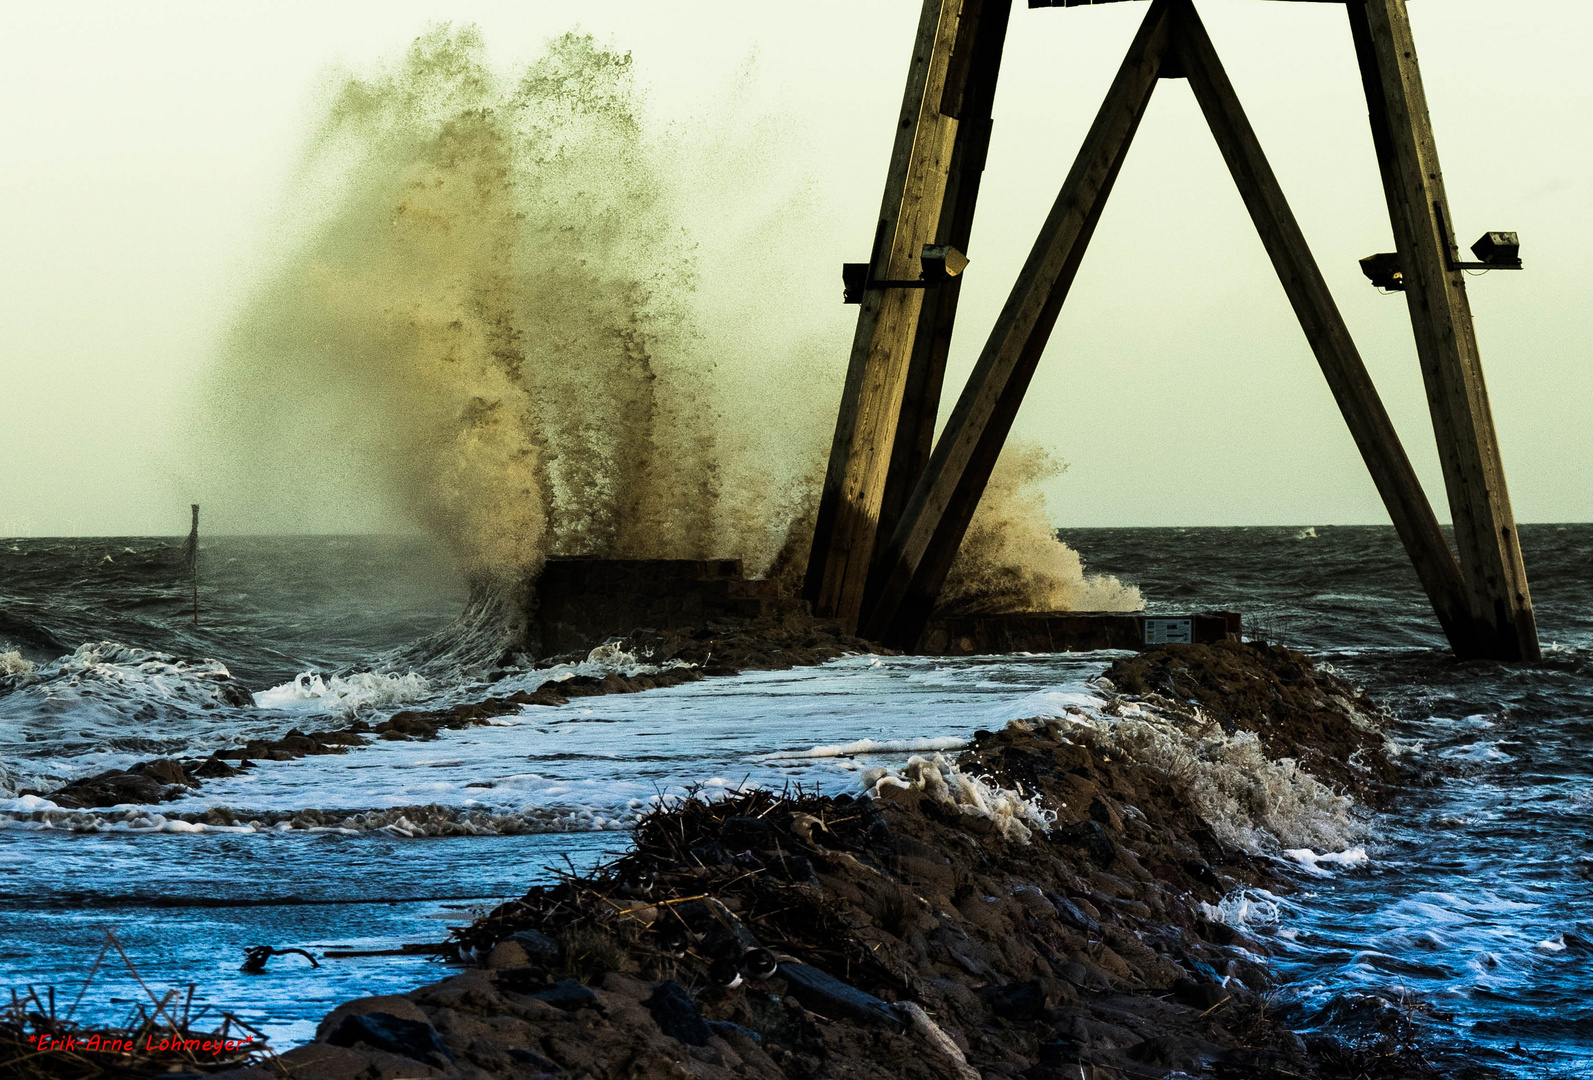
xmin=804 ymin=0 xmax=1540 ymax=662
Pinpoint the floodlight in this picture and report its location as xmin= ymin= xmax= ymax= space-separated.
xmin=1470 ymin=231 xmax=1522 ymax=268
xmin=841 ymin=244 xmax=970 ymax=304
xmin=920 ymin=244 xmax=970 ymax=284
xmin=1360 ymin=252 xmax=1404 ymax=292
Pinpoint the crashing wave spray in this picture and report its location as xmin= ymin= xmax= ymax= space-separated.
xmin=199 ymin=28 xmax=768 ymax=582
xmin=197 ymin=25 xmax=1133 ymax=622
xmin=938 ymin=445 xmax=1140 ymax=615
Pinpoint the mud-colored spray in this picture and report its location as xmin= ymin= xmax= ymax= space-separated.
xmin=201 ymin=28 xmax=793 ymax=582
xmin=199 ymin=26 xmax=1133 ymax=617
xmin=938 ymin=445 xmax=1140 ymax=615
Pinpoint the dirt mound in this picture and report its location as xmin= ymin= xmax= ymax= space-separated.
xmin=1102 ymin=642 xmax=1401 ymax=801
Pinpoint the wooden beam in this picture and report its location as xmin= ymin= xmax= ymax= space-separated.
xmin=804 ymin=0 xmax=967 ymax=629
xmin=862 ymin=0 xmax=1175 ymax=648
xmin=1350 ymin=0 xmax=1539 ymax=660
xmin=1169 ymin=1 xmax=1474 ymax=648
xmin=871 ymin=0 xmax=1013 ymax=602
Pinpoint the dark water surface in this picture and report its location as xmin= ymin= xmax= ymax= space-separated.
xmin=2 ymin=527 xmax=1589 ymax=1075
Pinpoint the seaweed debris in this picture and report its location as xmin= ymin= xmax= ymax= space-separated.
xmin=2 ymin=933 xmax=269 ymax=1079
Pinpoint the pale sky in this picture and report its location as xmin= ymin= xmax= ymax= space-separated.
xmin=1 ymin=0 xmax=1588 ymax=535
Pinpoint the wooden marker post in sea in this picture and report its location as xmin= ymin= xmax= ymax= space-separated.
xmin=184 ymin=504 xmax=199 ymax=626
xmin=807 ymin=0 xmax=1540 ymax=662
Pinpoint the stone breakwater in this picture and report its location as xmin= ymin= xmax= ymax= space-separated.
xmin=123 ymin=641 xmax=1454 ymax=1080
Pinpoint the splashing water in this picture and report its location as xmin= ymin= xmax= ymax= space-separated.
xmin=199 ymin=28 xmax=812 ymax=582
xmin=196 ymin=27 xmax=1136 ymax=617
xmin=939 ymin=445 xmax=1141 ymax=615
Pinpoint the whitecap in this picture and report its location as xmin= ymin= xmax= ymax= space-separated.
xmin=1285 ymin=846 xmax=1370 ymax=877
xmin=756 ymin=736 xmax=969 ymax=761
xmin=254 ymin=670 xmax=431 ymax=717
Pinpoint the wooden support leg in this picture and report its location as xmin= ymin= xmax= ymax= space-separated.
xmin=803 ymin=0 xmax=969 ymax=629
xmin=871 ymin=0 xmax=1013 ymax=596
xmin=1350 ymin=0 xmax=1539 ymax=660
xmin=1170 ymin=1 xmax=1474 ymax=649
xmin=862 ymin=0 xmax=1175 ymax=648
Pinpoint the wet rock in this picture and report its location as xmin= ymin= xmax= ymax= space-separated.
xmin=777 ymin=963 xmax=901 ymax=1028
xmin=314 ymin=995 xmax=433 ymax=1043
xmin=530 ymin=979 xmax=598 ymax=1011
xmin=325 ymin=1011 xmax=456 ymax=1068
xmin=43 ymin=758 xmax=197 ymax=808
xmin=644 ymin=981 xmax=710 ymax=1046
xmin=1057 ymin=819 xmax=1116 ymax=866
xmin=978 ymin=980 xmax=1048 ymax=1022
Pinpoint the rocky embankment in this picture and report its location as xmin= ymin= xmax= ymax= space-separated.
xmin=184 ymin=641 xmax=1442 ymax=1080
xmin=33 ymin=615 xmax=888 ymax=810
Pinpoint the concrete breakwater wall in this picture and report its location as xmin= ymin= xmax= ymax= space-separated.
xmin=530 ymin=558 xmax=1236 ymax=656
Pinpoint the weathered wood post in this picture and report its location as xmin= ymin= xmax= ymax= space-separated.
xmin=862 ymin=0 xmax=1175 ymax=646
xmin=870 ymin=0 xmax=1012 ymax=602
xmin=804 ymin=0 xmax=975 ymax=630
xmin=1348 ymin=0 xmax=1540 ymax=661
xmin=1169 ymin=1 xmax=1473 ymax=649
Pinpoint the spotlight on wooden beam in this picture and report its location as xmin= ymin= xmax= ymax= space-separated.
xmin=1471 ymin=231 xmax=1521 ymax=268
xmin=920 ymin=244 xmax=969 ymax=283
xmin=841 ymin=244 xmax=970 ymax=304
xmin=1359 ymin=251 xmax=1404 ymax=292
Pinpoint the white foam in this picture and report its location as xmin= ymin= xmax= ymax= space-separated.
xmin=860 ymin=753 xmax=1054 ymax=844
xmin=1284 ymin=846 xmax=1370 ymax=877
xmin=1198 ymin=889 xmax=1286 ymax=929
xmin=1009 ymin=702 xmax=1366 ymax=856
xmin=757 ymin=736 xmax=969 ymax=761
xmin=2 ymin=794 xmax=59 ymax=813
xmin=253 ymin=670 xmax=432 ymax=717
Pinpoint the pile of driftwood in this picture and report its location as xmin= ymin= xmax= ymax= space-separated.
xmin=451 ymin=785 xmax=892 ymax=996
xmin=2 ymin=933 xmax=267 ymax=1079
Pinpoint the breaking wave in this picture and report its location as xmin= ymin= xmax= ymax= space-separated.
xmin=1009 ymin=700 xmax=1365 ymax=855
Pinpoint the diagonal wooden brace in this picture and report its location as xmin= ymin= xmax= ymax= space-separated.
xmin=862 ymin=0 xmax=1176 ymax=647
xmin=1170 ymin=0 xmax=1473 ymax=651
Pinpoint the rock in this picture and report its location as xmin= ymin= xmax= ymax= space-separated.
xmin=645 ymin=980 xmax=710 ymax=1046
xmin=978 ymin=980 xmax=1047 ymax=1022
xmin=1047 ymin=893 xmax=1101 ymax=935
xmin=315 ymin=995 xmax=433 ymax=1042
xmin=485 ymin=940 xmax=529 ymax=970
xmin=530 ymin=979 xmax=598 ymax=1011
xmin=277 ymin=1041 xmax=444 ymax=1079
xmin=324 ymin=1011 xmax=455 ymax=1068
xmin=1057 ymin=819 xmax=1116 ymax=866
xmin=190 ymin=755 xmax=238 ymax=779
xmin=508 ymin=928 xmax=560 ymax=963
xmin=1172 ymin=977 xmax=1229 ymax=1010
xmin=777 ymin=962 xmax=902 ymax=1028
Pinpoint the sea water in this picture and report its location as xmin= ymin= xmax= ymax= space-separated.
xmin=1 ymin=528 xmax=1588 ymax=1075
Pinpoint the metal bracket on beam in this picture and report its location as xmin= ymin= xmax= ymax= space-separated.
xmin=843 ymin=244 xmax=969 ymax=304
xmin=1436 ymin=203 xmax=1523 ymax=271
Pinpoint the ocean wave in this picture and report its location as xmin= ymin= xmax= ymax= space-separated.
xmin=254 ymin=670 xmax=433 ymax=717
xmin=1285 ymin=846 xmax=1370 ymax=877
xmin=1008 ymin=701 xmax=1365 ymax=856
xmin=860 ymin=753 xmax=1054 ymax=844
xmin=0 ymin=799 xmax=651 ymax=836
xmin=0 ymin=641 xmax=253 ymax=721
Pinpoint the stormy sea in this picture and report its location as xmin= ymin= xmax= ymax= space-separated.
xmin=0 ymin=525 xmax=1588 ymax=1077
